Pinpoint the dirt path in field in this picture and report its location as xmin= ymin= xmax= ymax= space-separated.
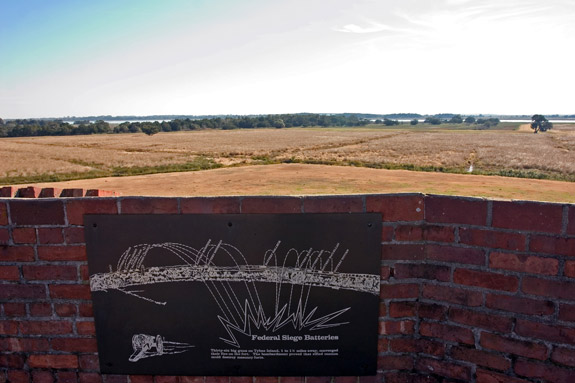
xmin=29 ymin=164 xmax=575 ymax=203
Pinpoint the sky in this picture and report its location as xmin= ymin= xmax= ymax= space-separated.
xmin=1 ymin=0 xmax=574 ymax=118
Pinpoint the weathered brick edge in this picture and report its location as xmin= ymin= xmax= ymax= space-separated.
xmin=1 ymin=194 xmax=575 ymax=383
xmin=0 ymin=187 xmax=119 ymax=199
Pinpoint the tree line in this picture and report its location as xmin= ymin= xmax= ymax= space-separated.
xmin=0 ymin=114 xmax=371 ymax=138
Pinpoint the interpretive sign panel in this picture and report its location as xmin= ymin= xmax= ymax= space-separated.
xmin=85 ymin=214 xmax=381 ymax=376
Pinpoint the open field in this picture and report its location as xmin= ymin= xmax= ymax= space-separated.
xmin=1 ymin=123 xmax=575 ymax=201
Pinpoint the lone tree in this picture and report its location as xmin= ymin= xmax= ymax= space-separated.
xmin=531 ymin=114 xmax=553 ymax=133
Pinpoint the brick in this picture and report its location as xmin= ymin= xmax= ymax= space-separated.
xmin=277 ymin=379 xmax=301 ymax=383
xmin=79 ymin=354 xmax=100 ymax=371
xmin=1 ymin=186 xmax=17 ymax=198
xmin=381 ymin=244 xmax=425 ymax=260
xmin=38 ymin=245 xmax=86 ymax=261
xmin=380 ymin=283 xmax=419 ymax=299
xmin=565 ymin=261 xmax=575 ymax=278
xmin=490 ymin=252 xmax=558 ymax=275
xmin=32 ymin=370 xmax=54 ymax=383
xmin=333 ymin=378 xmax=356 ymax=383
xmin=476 ymin=369 xmax=531 ymax=383
xmin=451 ymin=346 xmax=511 ymax=371
xmin=0 ymin=227 xmax=8 ymax=244
xmin=514 ymin=358 xmax=574 ymax=382
xmin=30 ymin=302 xmax=52 ymax=316
xmin=0 ymin=265 xmax=20 ymax=280
xmin=104 ymin=376 xmax=128 ymax=383
xmin=381 ymin=225 xmax=394 ymax=242
xmin=52 ymin=337 xmax=98 ymax=352
xmin=379 ymin=320 xmax=415 ymax=335
xmin=20 ymin=320 xmax=73 ymax=335
xmin=568 ymin=206 xmax=575 ymax=235
xmin=204 ymin=378 xmax=229 ymax=383
xmin=0 ymin=245 xmax=35 ymax=261
xmin=425 ymin=244 xmax=485 ymax=265
xmin=449 ymin=307 xmax=513 ymax=333
xmin=129 ymin=376 xmax=154 ymax=383
xmin=522 ymin=276 xmax=575 ymax=300
xmin=39 ymin=187 xmax=63 ymax=198
xmin=303 ymin=196 xmax=364 ymax=213
xmin=61 ymin=188 xmax=86 ymax=197
xmin=377 ymin=355 xmax=414 ymax=370
xmin=454 ymin=268 xmax=518 ymax=292
xmin=530 ymin=235 xmax=575 ymax=256
xmin=381 ymin=373 xmax=438 ymax=383
xmin=38 ymin=227 xmax=64 ymax=244
xmin=67 ymin=199 xmax=118 ymax=225
xmin=50 ymin=284 xmax=92 ymax=300
xmin=80 ymin=265 xmax=90 ymax=281
xmin=180 ymin=197 xmax=241 ymax=214
xmin=389 ymin=338 xmax=445 ymax=356
xmin=85 ymin=189 xmax=118 ymax=197
xmin=422 ymin=284 xmax=483 ymax=307
xmin=57 ymin=372 xmax=78 ymax=383
xmin=241 ymin=196 xmax=302 ymax=213
xmin=77 ymin=321 xmax=96 ymax=335
xmin=419 ymin=321 xmax=474 ymax=344
xmin=10 ymin=199 xmax=65 ymax=225
xmin=23 ymin=265 xmax=77 ymax=280
xmin=3 ymin=302 xmax=26 ymax=316
xmin=415 ymin=357 xmax=471 ymax=381
xmin=56 ymin=303 xmax=78 ymax=317
xmin=0 ymin=201 xmax=8 ymax=224
xmin=7 ymin=370 xmax=31 ymax=383
xmin=0 ymin=284 xmax=46 ymax=299
xmin=366 ymin=195 xmax=424 ymax=222
xmin=13 ymin=227 xmax=37 ymax=243
xmin=552 ymin=346 xmax=575 ymax=367
xmin=0 ymin=354 xmax=25 ymax=368
xmin=492 ymin=201 xmax=563 ymax=233
xmin=418 ymin=303 xmax=447 ymax=320
xmin=516 ymin=319 xmax=575 ymax=345
xmin=459 ymin=228 xmax=525 ymax=251
xmin=559 ymin=304 xmax=575 ymax=322
xmin=393 ymin=263 xmax=450 ymax=282
xmin=79 ymin=373 xmax=103 ymax=383
xmin=389 ymin=301 xmax=417 ymax=318
xmin=253 ymin=378 xmax=277 ymax=383
xmin=79 ymin=303 xmax=94 ymax=317
xmin=121 ymin=197 xmax=179 ymax=214
xmin=0 ymin=337 xmax=50 ymax=352
xmin=381 ymin=266 xmax=391 ymax=280
xmin=0 ymin=320 xmax=19 ymax=335
xmin=228 ymin=378 xmax=251 ymax=383
xmin=486 ymin=293 xmax=555 ymax=316
xmin=65 ymin=227 xmax=85 ymax=243
xmin=18 ymin=186 xmax=42 ymax=198
xmin=395 ymin=224 xmax=454 ymax=243
xmin=29 ymin=354 xmax=78 ymax=369
xmin=425 ymin=196 xmax=487 ymax=225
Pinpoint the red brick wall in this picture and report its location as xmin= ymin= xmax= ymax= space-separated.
xmin=1 ymin=194 xmax=575 ymax=383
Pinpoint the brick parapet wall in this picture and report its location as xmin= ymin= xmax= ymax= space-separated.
xmin=1 ymin=194 xmax=574 ymax=383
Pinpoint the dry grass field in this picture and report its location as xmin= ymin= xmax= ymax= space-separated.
xmin=1 ymin=123 xmax=575 ymax=201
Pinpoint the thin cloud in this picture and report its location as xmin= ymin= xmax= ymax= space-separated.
xmin=334 ymin=21 xmax=400 ymax=34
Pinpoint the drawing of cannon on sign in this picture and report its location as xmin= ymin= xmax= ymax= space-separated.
xmin=129 ymin=333 xmax=194 ymax=362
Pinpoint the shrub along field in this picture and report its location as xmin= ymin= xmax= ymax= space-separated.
xmin=1 ymin=123 xmax=574 ymax=187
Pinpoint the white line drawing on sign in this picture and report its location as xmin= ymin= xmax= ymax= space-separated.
xmin=129 ymin=333 xmax=194 ymax=362
xmin=90 ymin=241 xmax=379 ymax=348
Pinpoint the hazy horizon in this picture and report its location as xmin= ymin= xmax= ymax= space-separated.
xmin=2 ymin=0 xmax=574 ymax=119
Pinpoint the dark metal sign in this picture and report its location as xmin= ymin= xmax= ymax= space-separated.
xmin=85 ymin=214 xmax=381 ymax=376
